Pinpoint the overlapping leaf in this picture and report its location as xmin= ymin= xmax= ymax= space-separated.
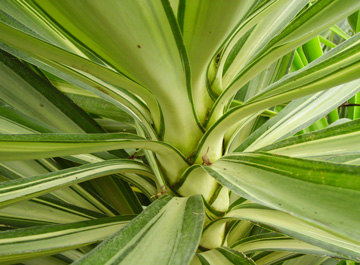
xmin=194 ymin=34 xmax=360 ymax=163
xmin=73 ymin=195 xmax=204 ymax=265
xmin=0 ymin=215 xmax=133 ymax=264
xmin=259 ymin=119 xmax=360 ymax=161
xmin=0 ymin=159 xmax=153 ymax=208
xmin=204 ymin=153 xmax=360 ymax=245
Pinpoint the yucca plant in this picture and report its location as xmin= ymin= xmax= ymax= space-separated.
xmin=0 ymin=0 xmax=360 ymax=264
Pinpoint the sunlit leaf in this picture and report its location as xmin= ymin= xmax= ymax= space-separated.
xmin=74 ymin=195 xmax=204 ymax=265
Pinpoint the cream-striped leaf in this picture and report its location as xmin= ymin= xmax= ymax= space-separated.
xmin=194 ymin=34 xmax=360 ymax=163
xmin=0 ymin=133 xmax=188 ymax=183
xmin=204 ymin=153 xmax=360 ymax=244
xmin=0 ymin=49 xmax=103 ymax=134
xmin=231 ymin=233 xmax=340 ymax=258
xmin=0 ymin=215 xmax=133 ymax=264
xmin=234 ymin=80 xmax=360 ymax=152
xmin=259 ymin=119 xmax=360 ymax=160
xmin=191 ymin=247 xmax=255 ymax=265
xmin=200 ymin=204 xmax=359 ymax=262
xmin=178 ymin=0 xmax=260 ymax=123
xmin=0 ymin=159 xmax=153 ymax=208
xmin=73 ymin=195 xmax=204 ymax=265
xmin=209 ymin=0 xmax=360 ymax=125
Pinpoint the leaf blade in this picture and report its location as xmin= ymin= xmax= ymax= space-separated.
xmin=204 ymin=152 xmax=360 ymax=244
xmin=73 ymin=195 xmax=204 ymax=265
xmin=0 ymin=159 xmax=153 ymax=209
xmin=0 ymin=215 xmax=133 ymax=264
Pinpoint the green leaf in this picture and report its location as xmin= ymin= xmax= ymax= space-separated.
xmin=231 ymin=233 xmax=339 ymax=257
xmin=0 ymin=0 xmax=105 ymax=63
xmin=0 ymin=215 xmax=133 ymax=264
xmin=0 ymin=200 xmax=92 ymax=227
xmin=259 ymin=119 xmax=360 ymax=160
xmin=302 ymin=36 xmax=324 ymax=63
xmin=194 ymin=34 xmax=360 ymax=162
xmin=0 ymin=159 xmax=153 ymax=209
xmin=239 ymin=53 xmax=294 ymax=103
xmin=0 ymin=100 xmax=59 ymax=134
xmin=2 ymin=93 xmax=138 ymax=216
xmin=0 ymin=19 xmax=157 ymax=139
xmin=1 ymin=1 xmax=360 ymax=264
xmin=347 ymin=93 xmax=360 ymax=120
xmin=0 ymin=81 xmax=138 ymax=214
xmin=1 ymin=194 xmax=106 ymax=226
xmin=191 ymin=247 xmax=255 ymax=265
xmin=0 ymin=133 xmax=189 ymax=183
xmin=253 ymin=252 xmax=300 ymax=265
xmin=348 ymin=10 xmax=360 ymax=34
xmin=249 ymin=35 xmax=360 ymax=105
xmin=179 ymin=0 xmax=259 ymax=122
xmin=64 ymin=93 xmax=134 ymax=127
xmin=204 ymin=153 xmax=360 ymax=244
xmin=203 ymin=203 xmax=359 ymax=260
xmin=0 ymin=0 xmax=204 ymax=155
xmin=20 ymin=255 xmax=72 ymax=265
xmin=73 ymin=195 xmax=204 ymax=265
xmin=0 ymin=49 xmax=103 ymax=133
xmin=330 ymin=25 xmax=351 ymax=40
xmin=0 ymin=159 xmax=111 ymax=214
xmin=209 ymin=0 xmax=360 ymax=125
xmin=218 ymin=0 xmax=307 ymax=89
xmin=282 ymin=255 xmax=331 ymax=265
xmin=135 ymin=122 xmax=167 ymax=191
xmin=319 ymin=35 xmax=337 ymax=49
xmin=235 ymin=80 xmax=360 ymax=152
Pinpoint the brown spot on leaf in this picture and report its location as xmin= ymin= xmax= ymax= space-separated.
xmin=137 ymin=45 xmax=141 ymax=48
xmin=202 ymin=147 xmax=212 ymax=166
xmin=95 ymin=86 xmax=109 ymax=95
xmin=151 ymin=185 xmax=167 ymax=199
